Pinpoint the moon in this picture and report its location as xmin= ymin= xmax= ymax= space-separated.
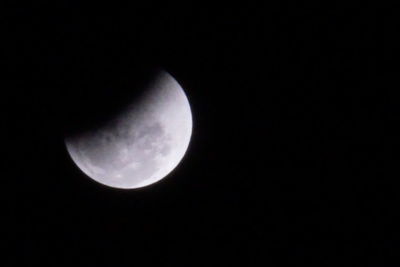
xmin=65 ymin=70 xmax=192 ymax=189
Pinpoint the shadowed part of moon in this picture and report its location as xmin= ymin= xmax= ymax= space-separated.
xmin=65 ymin=71 xmax=192 ymax=189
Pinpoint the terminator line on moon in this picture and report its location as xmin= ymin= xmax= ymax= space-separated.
xmin=65 ymin=71 xmax=193 ymax=189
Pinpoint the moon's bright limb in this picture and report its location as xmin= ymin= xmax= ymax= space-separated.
xmin=65 ymin=71 xmax=192 ymax=189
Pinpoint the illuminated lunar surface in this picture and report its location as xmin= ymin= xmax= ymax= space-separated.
xmin=65 ymin=71 xmax=192 ymax=189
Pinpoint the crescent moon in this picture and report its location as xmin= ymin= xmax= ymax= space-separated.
xmin=65 ymin=70 xmax=192 ymax=189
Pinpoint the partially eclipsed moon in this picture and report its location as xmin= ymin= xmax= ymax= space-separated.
xmin=65 ymin=71 xmax=192 ymax=189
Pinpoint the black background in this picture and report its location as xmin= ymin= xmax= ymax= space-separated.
xmin=3 ymin=2 xmax=400 ymax=266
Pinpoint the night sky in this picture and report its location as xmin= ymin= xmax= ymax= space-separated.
xmin=4 ymin=2 xmax=400 ymax=266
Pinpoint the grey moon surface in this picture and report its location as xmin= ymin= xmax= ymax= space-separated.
xmin=65 ymin=71 xmax=192 ymax=189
